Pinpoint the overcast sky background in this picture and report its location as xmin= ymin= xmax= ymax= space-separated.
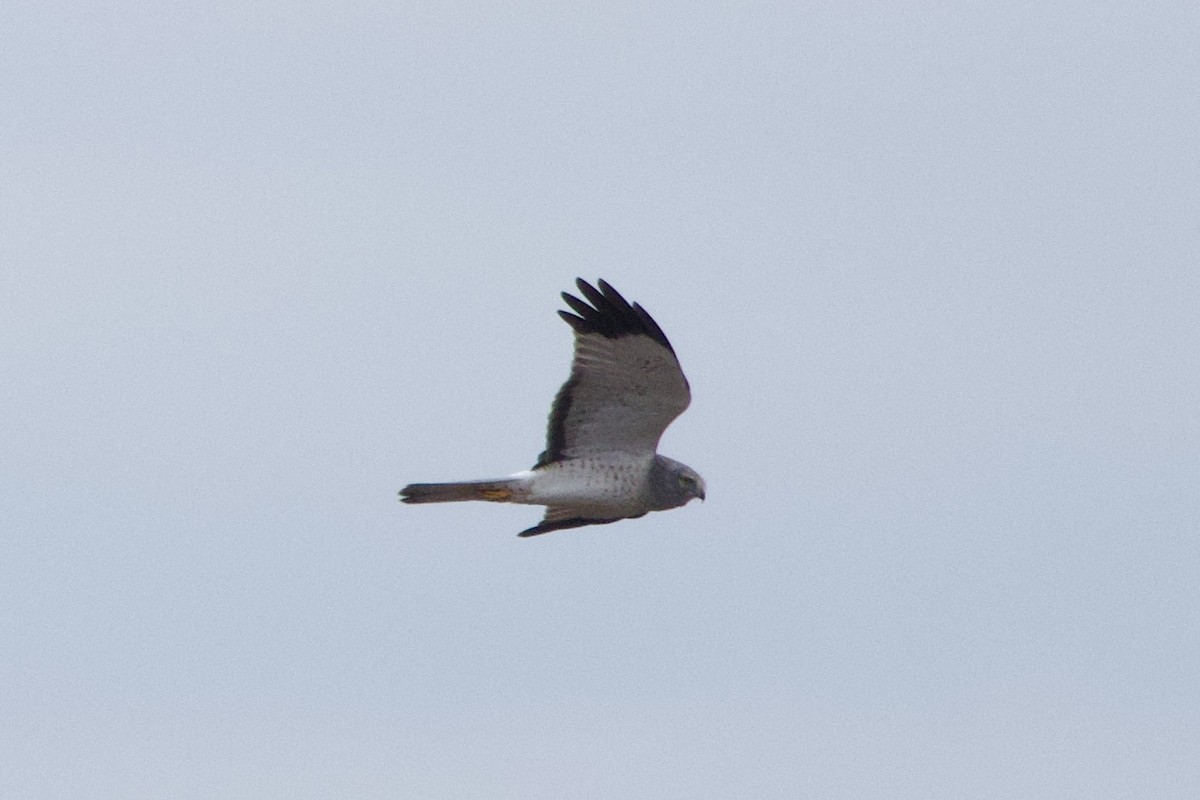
xmin=3 ymin=2 xmax=1199 ymax=798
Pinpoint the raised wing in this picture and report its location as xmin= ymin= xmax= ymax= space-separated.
xmin=535 ymin=279 xmax=691 ymax=467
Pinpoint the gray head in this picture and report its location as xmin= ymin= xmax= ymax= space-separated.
xmin=648 ymin=455 xmax=706 ymax=510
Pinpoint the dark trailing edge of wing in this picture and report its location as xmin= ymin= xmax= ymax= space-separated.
xmin=535 ymin=374 xmax=578 ymax=467
xmin=535 ymin=279 xmax=676 ymax=469
xmin=518 ymin=515 xmax=626 ymax=537
xmin=557 ymin=278 xmax=676 ymax=355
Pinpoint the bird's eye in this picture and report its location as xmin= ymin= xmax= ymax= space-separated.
xmin=679 ymin=475 xmax=694 ymax=487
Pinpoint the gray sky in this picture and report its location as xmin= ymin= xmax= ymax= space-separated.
xmin=3 ymin=2 xmax=1199 ymax=797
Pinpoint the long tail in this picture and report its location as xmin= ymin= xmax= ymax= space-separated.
xmin=399 ymin=479 xmax=523 ymax=504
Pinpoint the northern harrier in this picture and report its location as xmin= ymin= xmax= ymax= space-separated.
xmin=399 ymin=279 xmax=705 ymax=537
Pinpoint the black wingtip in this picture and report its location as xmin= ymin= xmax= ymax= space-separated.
xmin=558 ymin=278 xmax=675 ymax=354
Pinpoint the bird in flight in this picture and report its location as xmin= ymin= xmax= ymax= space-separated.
xmin=399 ymin=278 xmax=705 ymax=537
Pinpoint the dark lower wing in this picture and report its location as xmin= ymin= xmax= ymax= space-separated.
xmin=518 ymin=515 xmax=624 ymax=538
